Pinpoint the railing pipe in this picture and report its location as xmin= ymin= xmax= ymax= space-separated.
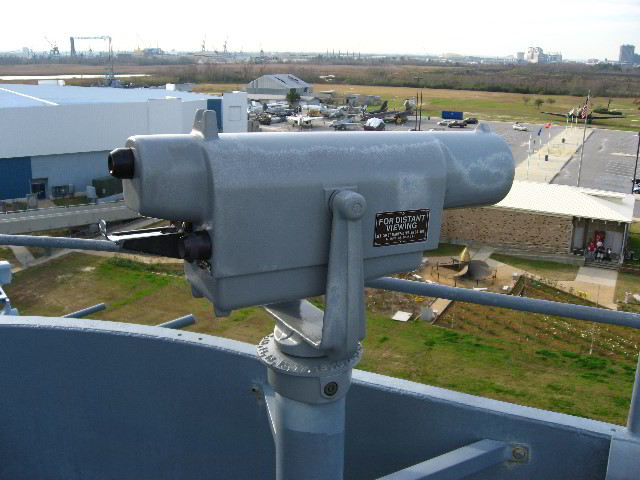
xmin=157 ymin=314 xmax=196 ymax=329
xmin=376 ymin=439 xmax=511 ymax=480
xmin=366 ymin=277 xmax=640 ymax=329
xmin=627 ymin=354 xmax=640 ymax=435
xmin=63 ymin=303 xmax=107 ymax=318
xmin=0 ymin=234 xmax=123 ymax=253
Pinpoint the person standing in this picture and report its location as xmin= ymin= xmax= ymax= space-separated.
xmin=587 ymin=240 xmax=596 ymax=260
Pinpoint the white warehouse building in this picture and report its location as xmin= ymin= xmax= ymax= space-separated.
xmin=0 ymin=84 xmax=247 ymax=201
xmin=246 ymin=74 xmax=312 ymax=95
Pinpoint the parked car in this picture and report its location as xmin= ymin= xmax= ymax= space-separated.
xmin=464 ymin=117 xmax=478 ymax=124
xmin=437 ymin=119 xmax=450 ymax=126
xmin=448 ymin=120 xmax=468 ymax=128
xmin=513 ymin=123 xmax=528 ymax=131
xmin=632 ymin=179 xmax=640 ymax=194
xmin=256 ymin=113 xmax=272 ymax=125
xmin=363 ymin=117 xmax=385 ymax=131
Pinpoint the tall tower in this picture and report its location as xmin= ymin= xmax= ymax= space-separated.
xmin=620 ymin=45 xmax=635 ymax=63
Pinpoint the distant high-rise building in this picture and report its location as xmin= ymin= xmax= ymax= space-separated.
xmin=516 ymin=52 xmax=525 ymax=61
xmin=546 ymin=52 xmax=562 ymax=63
xmin=526 ymin=47 xmax=542 ymax=63
xmin=620 ymin=44 xmax=636 ymax=63
xmin=526 ymin=47 xmax=562 ymax=64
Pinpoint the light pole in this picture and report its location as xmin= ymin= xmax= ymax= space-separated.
xmin=633 ymin=131 xmax=640 ymax=194
xmin=414 ymin=76 xmax=422 ymax=131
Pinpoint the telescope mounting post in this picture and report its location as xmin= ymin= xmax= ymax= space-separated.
xmin=258 ymin=189 xmax=366 ymax=480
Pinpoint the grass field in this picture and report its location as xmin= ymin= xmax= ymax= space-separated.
xmin=0 ymin=247 xmax=18 ymax=264
xmin=490 ymin=253 xmax=579 ymax=281
xmin=313 ymin=84 xmax=640 ymax=131
xmin=626 ymin=222 xmax=640 ymax=267
xmin=424 ymin=243 xmax=467 ymax=258
xmin=616 ymin=272 xmax=640 ymax=299
xmin=193 ymin=83 xmax=249 ymax=95
xmin=5 ymin=252 xmax=640 ymax=425
xmin=615 ymin=272 xmax=640 ymax=315
xmin=2 ymin=201 xmax=27 ymax=213
xmin=52 ymin=196 xmax=91 ymax=207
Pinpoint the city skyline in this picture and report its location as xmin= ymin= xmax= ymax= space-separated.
xmin=1 ymin=0 xmax=639 ymax=61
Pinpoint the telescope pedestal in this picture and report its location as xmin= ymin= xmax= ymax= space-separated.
xmin=258 ymin=330 xmax=361 ymax=480
xmin=258 ymin=189 xmax=367 ymax=479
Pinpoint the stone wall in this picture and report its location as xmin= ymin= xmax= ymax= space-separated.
xmin=440 ymin=207 xmax=573 ymax=254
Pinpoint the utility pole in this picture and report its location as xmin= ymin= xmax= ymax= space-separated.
xmin=420 ymin=90 xmax=423 ymax=131
xmin=633 ymin=131 xmax=640 ymax=194
xmin=413 ymin=76 xmax=422 ymax=131
xmin=577 ymin=92 xmax=590 ymax=188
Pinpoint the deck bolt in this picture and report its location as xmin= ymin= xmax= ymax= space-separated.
xmin=512 ymin=446 xmax=528 ymax=461
xmin=324 ymin=382 xmax=338 ymax=396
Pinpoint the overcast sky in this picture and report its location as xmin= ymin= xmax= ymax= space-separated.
xmin=2 ymin=0 xmax=638 ymax=61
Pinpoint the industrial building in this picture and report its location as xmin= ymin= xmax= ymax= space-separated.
xmin=0 ymin=85 xmax=247 ymax=201
xmin=245 ymin=74 xmax=312 ymax=95
xmin=440 ymin=181 xmax=634 ymax=259
xmin=619 ymin=44 xmax=640 ymax=64
xmin=526 ymin=47 xmax=562 ymax=64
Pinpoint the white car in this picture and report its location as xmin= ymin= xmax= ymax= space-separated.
xmin=513 ymin=123 xmax=528 ymax=131
xmin=363 ymin=117 xmax=385 ymax=131
xmin=437 ymin=119 xmax=450 ymax=126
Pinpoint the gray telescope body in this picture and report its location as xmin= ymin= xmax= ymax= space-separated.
xmin=119 ymin=111 xmax=513 ymax=313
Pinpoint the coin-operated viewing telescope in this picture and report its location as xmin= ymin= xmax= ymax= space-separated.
xmin=107 ymin=109 xmax=514 ymax=480
xmin=109 ymin=110 xmax=513 ymax=315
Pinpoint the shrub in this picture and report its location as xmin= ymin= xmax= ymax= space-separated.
xmin=536 ymin=349 xmax=558 ymax=359
xmin=574 ymin=356 xmax=607 ymax=370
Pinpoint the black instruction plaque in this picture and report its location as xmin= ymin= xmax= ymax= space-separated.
xmin=373 ymin=209 xmax=429 ymax=247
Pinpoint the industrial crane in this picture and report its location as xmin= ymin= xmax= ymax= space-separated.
xmin=69 ymin=36 xmax=117 ymax=87
xmin=69 ymin=36 xmax=112 ymax=59
xmin=44 ymin=37 xmax=60 ymax=57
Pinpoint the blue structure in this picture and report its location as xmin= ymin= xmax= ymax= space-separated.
xmin=441 ymin=111 xmax=464 ymax=120
xmin=0 ymin=316 xmax=634 ymax=479
xmin=207 ymin=98 xmax=223 ymax=132
xmin=0 ymin=157 xmax=31 ymax=199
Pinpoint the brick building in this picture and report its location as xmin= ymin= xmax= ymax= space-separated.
xmin=440 ymin=181 xmax=634 ymax=257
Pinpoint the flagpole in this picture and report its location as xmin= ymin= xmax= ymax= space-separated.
xmin=577 ymin=91 xmax=590 ymax=188
xmin=537 ymin=127 xmax=541 ymax=168
xmin=633 ymin=131 xmax=640 ymax=194
xmin=527 ymin=134 xmax=531 ymax=179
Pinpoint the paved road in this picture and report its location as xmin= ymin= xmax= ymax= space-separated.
xmin=482 ymin=121 xmax=566 ymax=166
xmin=552 ymin=129 xmax=639 ymax=192
xmin=551 ymin=129 xmax=640 ymax=216
xmin=260 ymin=115 xmax=639 ymax=207
xmin=382 ymin=117 xmax=566 ymax=167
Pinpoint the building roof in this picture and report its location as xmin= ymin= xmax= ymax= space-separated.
xmin=247 ymin=93 xmax=319 ymax=102
xmin=247 ymin=74 xmax=311 ymax=90
xmin=491 ymin=181 xmax=634 ymax=223
xmin=0 ymin=84 xmax=217 ymax=109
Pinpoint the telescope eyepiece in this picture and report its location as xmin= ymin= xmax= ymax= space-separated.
xmin=108 ymin=148 xmax=135 ymax=179
xmin=179 ymin=231 xmax=212 ymax=262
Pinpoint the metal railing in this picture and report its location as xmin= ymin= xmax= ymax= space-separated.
xmin=367 ymin=275 xmax=640 ymax=478
xmin=0 ymin=198 xmax=125 ymax=216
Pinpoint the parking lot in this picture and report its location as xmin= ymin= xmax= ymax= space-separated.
xmin=551 ymin=129 xmax=639 ymax=193
xmin=259 ymin=115 xmax=566 ymax=166
xmin=257 ymin=114 xmax=639 ymax=214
